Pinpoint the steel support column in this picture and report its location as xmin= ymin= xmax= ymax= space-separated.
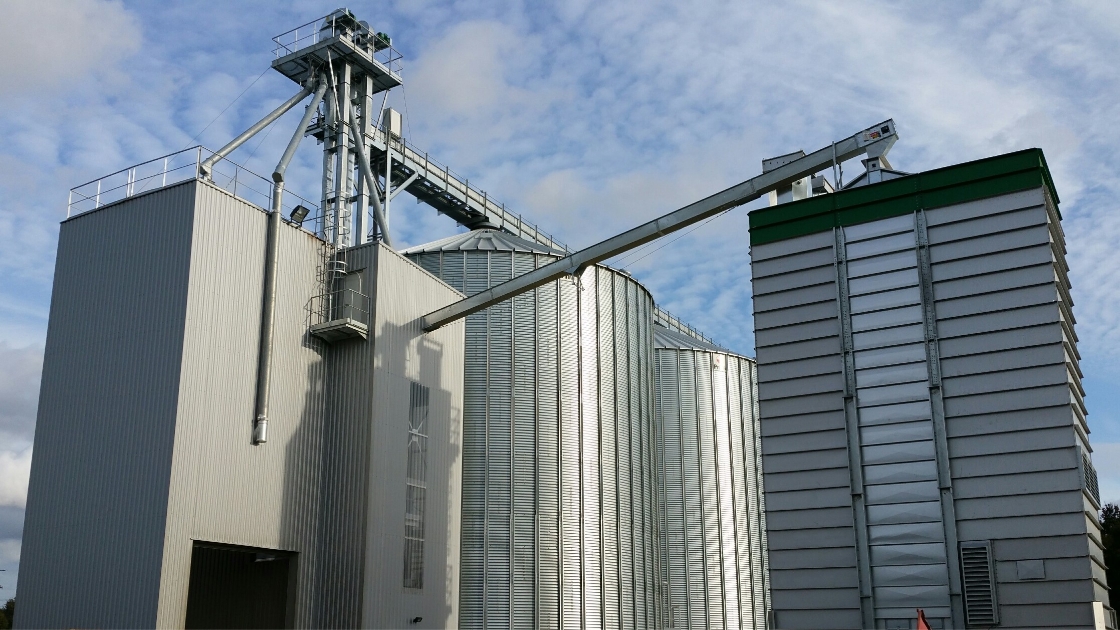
xmin=833 ymin=226 xmax=876 ymax=628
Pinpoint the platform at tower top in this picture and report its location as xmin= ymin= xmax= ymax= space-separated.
xmin=271 ymin=9 xmax=403 ymax=92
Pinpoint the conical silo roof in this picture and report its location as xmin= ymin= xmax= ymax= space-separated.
xmin=402 ymin=228 xmax=566 ymax=256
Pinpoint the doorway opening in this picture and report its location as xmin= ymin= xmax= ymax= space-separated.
xmin=184 ymin=541 xmax=297 ymax=629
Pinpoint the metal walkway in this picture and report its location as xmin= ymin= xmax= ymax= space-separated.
xmin=364 ymin=126 xmax=569 ymax=252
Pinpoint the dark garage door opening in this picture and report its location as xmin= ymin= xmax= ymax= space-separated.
xmin=185 ymin=541 xmax=297 ymax=629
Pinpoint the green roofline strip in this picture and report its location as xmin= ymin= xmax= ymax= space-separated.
xmin=748 ymin=148 xmax=1059 ymax=246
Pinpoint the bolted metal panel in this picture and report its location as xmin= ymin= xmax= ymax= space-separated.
xmin=654 ymin=325 xmax=770 ymax=629
xmin=405 ymin=230 xmax=659 ymax=630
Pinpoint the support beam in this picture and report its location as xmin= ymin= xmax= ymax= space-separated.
xmin=349 ymin=104 xmax=392 ymax=247
xmin=199 ymin=84 xmax=314 ymax=177
xmin=388 ymin=171 xmax=419 ymax=202
xmin=421 ymin=119 xmax=897 ymax=331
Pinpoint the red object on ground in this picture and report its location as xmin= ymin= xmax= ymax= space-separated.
xmin=917 ymin=608 xmax=931 ymax=630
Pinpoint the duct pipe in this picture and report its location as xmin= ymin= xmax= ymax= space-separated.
xmin=348 ymin=104 xmax=393 ymax=247
xmin=199 ymin=83 xmax=314 ymax=178
xmin=251 ymin=77 xmax=326 ymax=446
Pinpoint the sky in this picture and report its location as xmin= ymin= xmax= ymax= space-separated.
xmin=1 ymin=0 xmax=1119 ymax=596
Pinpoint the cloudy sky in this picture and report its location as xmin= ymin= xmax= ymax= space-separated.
xmin=1 ymin=0 xmax=1118 ymax=595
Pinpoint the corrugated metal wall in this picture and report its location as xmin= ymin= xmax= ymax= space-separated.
xmin=408 ymin=235 xmax=664 ymax=630
xmin=751 ymin=184 xmax=1112 ymax=630
xmin=153 ymin=182 xmax=329 ymax=628
xmin=359 ymin=246 xmax=465 ymax=629
xmin=750 ymin=229 xmax=863 ymax=630
xmin=926 ymin=188 xmax=1110 ymax=628
xmin=19 ymin=180 xmax=468 ymax=630
xmin=17 ymin=182 xmax=199 ymax=629
xmin=654 ymin=327 xmax=770 ymax=630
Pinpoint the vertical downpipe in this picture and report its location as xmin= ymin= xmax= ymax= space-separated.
xmin=253 ymin=198 xmax=282 ymax=444
xmin=252 ymin=76 xmax=327 ymax=445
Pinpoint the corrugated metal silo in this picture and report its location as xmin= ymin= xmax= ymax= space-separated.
xmin=405 ymin=229 xmax=664 ymax=630
xmin=654 ymin=324 xmax=771 ymax=630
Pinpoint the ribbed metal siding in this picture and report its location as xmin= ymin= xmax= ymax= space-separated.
xmin=926 ymin=188 xmax=1110 ymax=628
xmin=750 ymin=230 xmax=862 ymax=630
xmin=157 ymin=182 xmax=330 ymax=628
xmin=842 ymin=214 xmax=954 ymax=624
xmin=753 ymin=184 xmax=1112 ymax=629
xmin=407 ymin=244 xmax=660 ymax=630
xmin=17 ymin=183 xmax=198 ymax=629
xmin=360 ymin=247 xmax=465 ymax=629
xmin=654 ymin=334 xmax=770 ymax=629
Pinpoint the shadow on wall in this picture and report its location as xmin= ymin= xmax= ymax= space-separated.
xmin=375 ymin=315 xmax=459 ymax=629
xmin=278 ymin=329 xmax=327 ymax=628
xmin=271 ymin=269 xmax=460 ymax=628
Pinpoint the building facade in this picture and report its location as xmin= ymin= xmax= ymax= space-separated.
xmin=749 ymin=149 xmax=1114 ymax=629
xmin=17 ymin=179 xmax=466 ymax=629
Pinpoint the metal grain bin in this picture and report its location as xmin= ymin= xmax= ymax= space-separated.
xmin=405 ymin=229 xmax=664 ymax=630
xmin=654 ymin=324 xmax=771 ymax=630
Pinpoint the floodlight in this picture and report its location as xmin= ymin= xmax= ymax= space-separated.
xmin=290 ymin=204 xmax=310 ymax=226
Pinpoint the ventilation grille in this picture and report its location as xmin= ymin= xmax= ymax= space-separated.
xmin=1084 ymin=453 xmax=1101 ymax=505
xmin=960 ymin=541 xmax=999 ymax=627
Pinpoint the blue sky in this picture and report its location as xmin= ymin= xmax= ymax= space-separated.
xmin=2 ymin=0 xmax=1119 ymax=596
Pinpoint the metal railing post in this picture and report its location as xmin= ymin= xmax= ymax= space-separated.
xmin=95 ymin=180 xmax=101 ymax=208
xmin=162 ymin=157 xmax=168 ymax=187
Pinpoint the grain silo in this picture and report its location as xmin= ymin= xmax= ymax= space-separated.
xmin=405 ymin=229 xmax=665 ymax=630
xmin=654 ymin=324 xmax=770 ymax=630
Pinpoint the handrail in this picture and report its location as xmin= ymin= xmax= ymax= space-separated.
xmin=66 ymin=146 xmax=323 ymax=236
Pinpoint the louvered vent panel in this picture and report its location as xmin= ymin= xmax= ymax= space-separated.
xmin=960 ymin=541 xmax=999 ymax=627
xmin=1084 ymin=453 xmax=1101 ymax=505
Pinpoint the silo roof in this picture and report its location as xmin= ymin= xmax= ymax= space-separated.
xmin=653 ymin=323 xmax=740 ymax=355
xmin=748 ymin=147 xmax=1059 ymax=246
xmin=402 ymin=229 xmax=567 ymax=255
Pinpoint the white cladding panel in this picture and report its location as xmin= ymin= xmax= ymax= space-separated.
xmin=17 ymin=182 xmax=198 ymax=629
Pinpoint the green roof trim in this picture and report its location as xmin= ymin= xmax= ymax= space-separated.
xmin=748 ymin=148 xmax=1059 ymax=246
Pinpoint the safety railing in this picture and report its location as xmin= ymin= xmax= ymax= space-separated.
xmin=67 ymin=146 xmax=324 ymax=235
xmin=272 ymin=12 xmax=403 ymax=77
xmin=655 ymin=306 xmax=721 ymax=348
xmin=308 ymin=287 xmax=371 ymax=328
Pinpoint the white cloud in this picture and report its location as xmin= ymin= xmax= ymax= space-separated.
xmin=0 ymin=448 xmax=31 ymax=509
xmin=1093 ymin=442 xmax=1120 ymax=507
xmin=0 ymin=538 xmax=20 ymax=565
xmin=0 ymin=0 xmax=141 ymax=95
xmin=0 ymin=343 xmax=42 ymax=450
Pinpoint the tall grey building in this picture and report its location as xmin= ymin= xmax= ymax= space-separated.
xmin=17 ymin=177 xmax=466 ymax=628
xmin=749 ymin=149 xmax=1113 ymax=629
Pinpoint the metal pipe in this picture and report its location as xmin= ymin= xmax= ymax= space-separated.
xmin=200 ymin=83 xmax=314 ymax=178
xmin=253 ymin=200 xmax=281 ymax=445
xmin=348 ymin=104 xmax=392 ymax=247
xmin=250 ymin=77 xmax=326 ymax=446
xmin=421 ymin=119 xmax=897 ymax=331
xmin=274 ymin=76 xmax=328 ymax=187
